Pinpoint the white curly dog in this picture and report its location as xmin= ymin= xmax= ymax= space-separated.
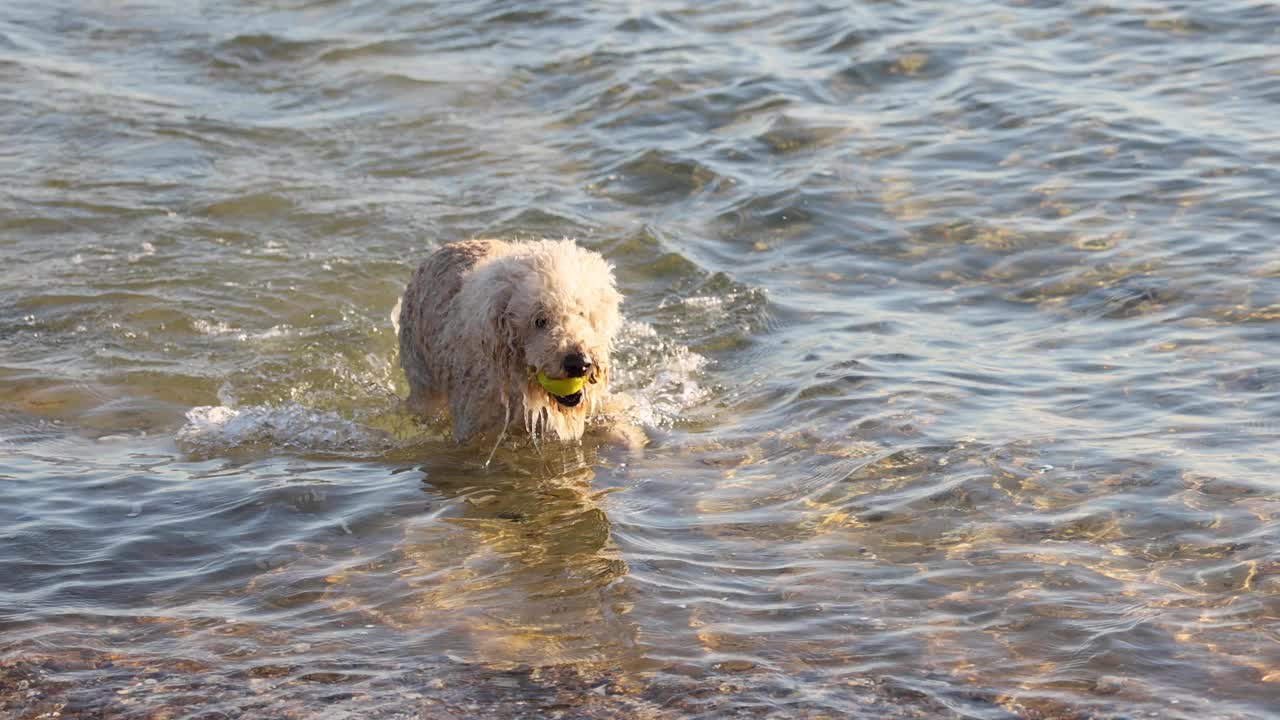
xmin=397 ymin=239 xmax=640 ymax=447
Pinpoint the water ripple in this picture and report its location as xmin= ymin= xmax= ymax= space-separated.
xmin=3 ymin=0 xmax=1280 ymax=718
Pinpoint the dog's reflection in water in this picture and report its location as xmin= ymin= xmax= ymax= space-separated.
xmin=383 ymin=450 xmax=637 ymax=669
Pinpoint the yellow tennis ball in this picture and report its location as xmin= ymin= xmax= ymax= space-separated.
xmin=536 ymin=371 xmax=585 ymax=397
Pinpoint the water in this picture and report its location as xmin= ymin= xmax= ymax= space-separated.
xmin=2 ymin=1 xmax=1278 ymax=717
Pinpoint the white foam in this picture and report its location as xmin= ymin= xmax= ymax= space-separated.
xmin=612 ymin=320 xmax=710 ymax=429
xmin=680 ymin=295 xmax=726 ymax=311
xmin=192 ymin=319 xmax=290 ymax=342
xmin=191 ymin=319 xmax=234 ymax=336
xmin=177 ymin=403 xmax=390 ymax=453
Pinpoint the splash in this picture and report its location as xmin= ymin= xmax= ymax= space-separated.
xmin=611 ymin=320 xmax=710 ymax=429
xmin=176 ymin=403 xmax=391 ymax=454
xmin=191 ymin=319 xmax=291 ymax=343
xmin=174 ymin=317 xmax=706 ymax=455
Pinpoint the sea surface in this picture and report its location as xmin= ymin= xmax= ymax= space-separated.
xmin=2 ymin=1 xmax=1279 ymax=718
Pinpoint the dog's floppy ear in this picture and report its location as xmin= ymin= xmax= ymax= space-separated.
xmin=477 ymin=268 xmax=522 ymax=373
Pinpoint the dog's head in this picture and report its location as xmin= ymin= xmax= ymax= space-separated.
xmin=476 ymin=241 xmax=622 ymax=423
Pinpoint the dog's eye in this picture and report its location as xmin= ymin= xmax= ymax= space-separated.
xmin=534 ymin=317 xmax=547 ymax=329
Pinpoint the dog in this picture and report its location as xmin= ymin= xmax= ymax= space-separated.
xmin=398 ymin=239 xmax=638 ymax=446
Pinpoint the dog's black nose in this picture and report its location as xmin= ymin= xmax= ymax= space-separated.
xmin=563 ymin=352 xmax=591 ymax=378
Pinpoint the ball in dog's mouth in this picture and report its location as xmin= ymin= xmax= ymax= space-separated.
xmin=551 ymin=390 xmax=583 ymax=408
xmin=535 ymin=371 xmax=585 ymax=408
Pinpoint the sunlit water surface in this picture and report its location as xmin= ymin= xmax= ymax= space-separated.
xmin=2 ymin=1 xmax=1279 ymax=718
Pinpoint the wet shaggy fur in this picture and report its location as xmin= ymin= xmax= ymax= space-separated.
xmin=398 ymin=239 xmax=625 ymax=443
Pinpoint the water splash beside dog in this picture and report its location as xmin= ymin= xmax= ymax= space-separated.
xmin=174 ymin=317 xmax=709 ymax=455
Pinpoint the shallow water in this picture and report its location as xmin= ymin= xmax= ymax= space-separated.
xmin=2 ymin=1 xmax=1279 ymax=718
